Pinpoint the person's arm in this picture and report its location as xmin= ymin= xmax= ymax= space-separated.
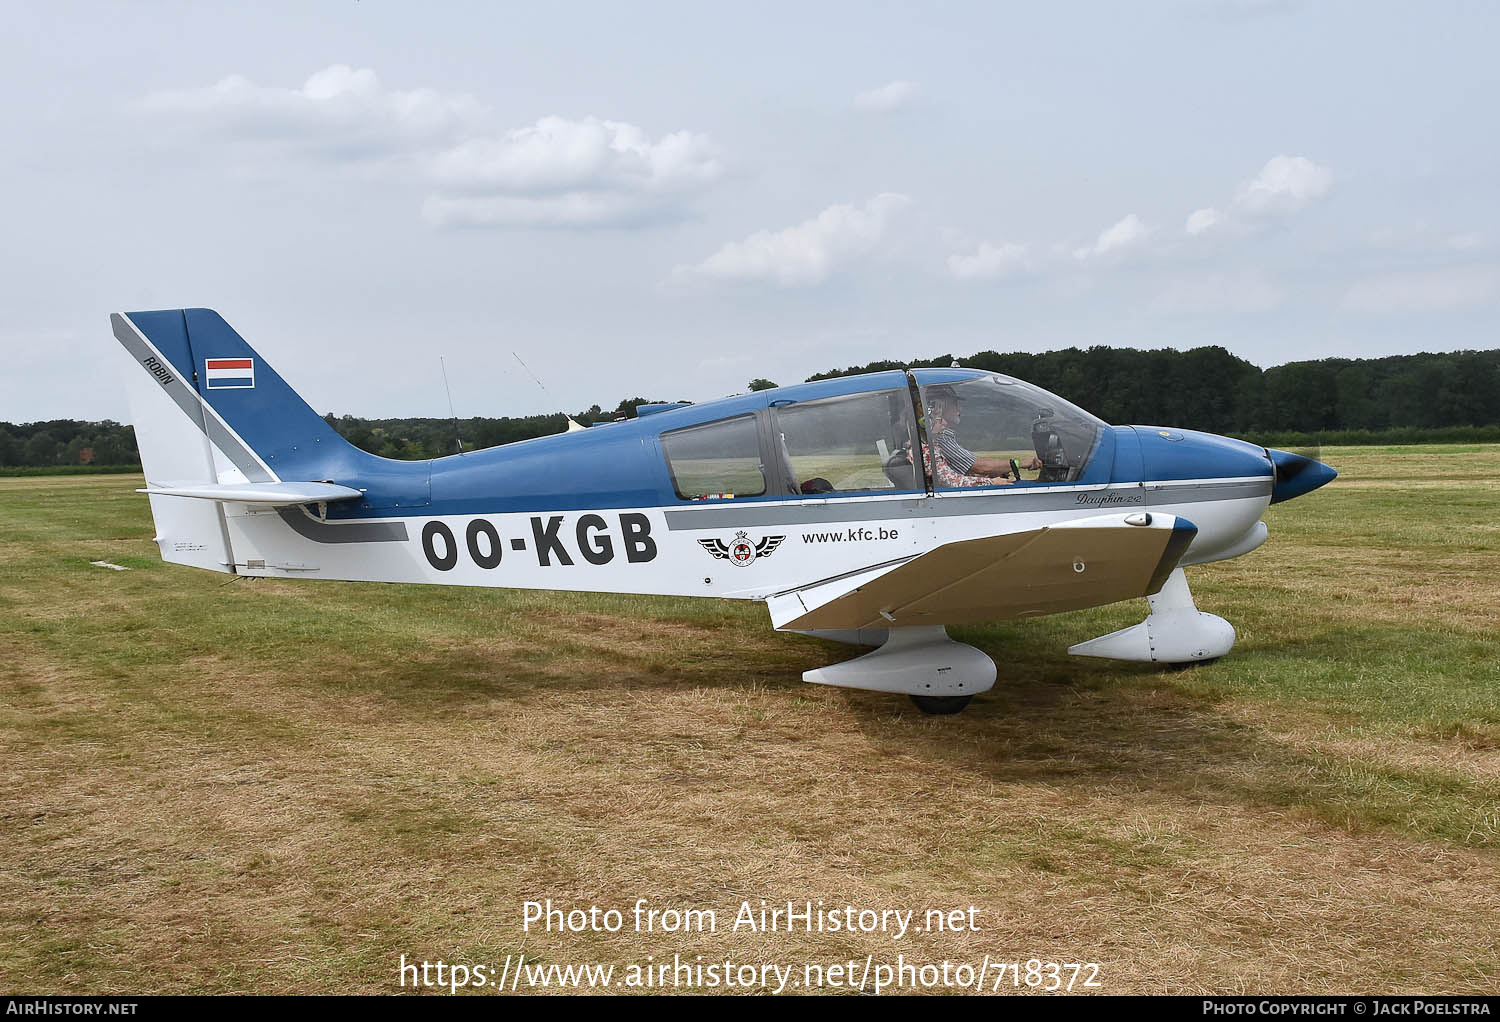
xmin=968 ymin=455 xmax=1010 ymax=476
xmin=970 ymin=454 xmax=1043 ymax=477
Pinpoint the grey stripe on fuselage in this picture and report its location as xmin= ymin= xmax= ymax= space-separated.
xmin=1144 ymin=479 xmax=1270 ymax=505
xmin=663 ymin=479 xmax=1270 ymax=530
xmin=275 ymin=507 xmax=409 ymax=544
xmin=112 ymin=313 xmax=275 ymax=484
xmin=277 ymin=478 xmax=1263 ymax=544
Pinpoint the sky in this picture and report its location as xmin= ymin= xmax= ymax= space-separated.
xmin=2 ymin=0 xmax=1497 ymax=422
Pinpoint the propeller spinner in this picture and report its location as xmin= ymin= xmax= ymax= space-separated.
xmin=1266 ymin=447 xmax=1338 ymax=504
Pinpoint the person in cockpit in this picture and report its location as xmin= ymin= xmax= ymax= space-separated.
xmin=924 ymin=385 xmax=1041 ymax=487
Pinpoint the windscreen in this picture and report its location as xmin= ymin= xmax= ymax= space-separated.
xmin=916 ymin=373 xmax=1106 ymax=487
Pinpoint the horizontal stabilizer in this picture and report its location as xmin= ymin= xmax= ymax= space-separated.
xmin=138 ymin=482 xmax=364 ymax=505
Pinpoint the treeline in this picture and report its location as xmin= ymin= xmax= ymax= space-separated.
xmin=322 ymin=397 xmax=674 ymax=461
xmin=6 ymin=348 xmax=1500 ymax=469
xmin=0 ymin=399 xmax=672 ymax=470
xmin=810 ymin=348 xmax=1500 ymax=435
xmin=0 ymin=420 xmax=139 ymax=469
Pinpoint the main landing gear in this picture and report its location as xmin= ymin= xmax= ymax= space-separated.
xmin=801 ymin=625 xmax=997 ymax=715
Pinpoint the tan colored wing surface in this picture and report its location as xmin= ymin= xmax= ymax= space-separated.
xmin=768 ymin=512 xmax=1196 ymax=631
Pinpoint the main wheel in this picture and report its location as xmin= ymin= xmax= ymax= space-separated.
xmin=909 ymin=694 xmax=973 ymax=715
xmin=1161 ymin=657 xmax=1220 ymax=671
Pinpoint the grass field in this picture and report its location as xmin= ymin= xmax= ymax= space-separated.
xmin=2 ymin=446 xmax=1498 ymax=994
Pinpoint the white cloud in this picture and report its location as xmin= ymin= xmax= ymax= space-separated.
xmin=1233 ymin=154 xmax=1333 ymax=215
xmin=1074 ymin=214 xmax=1151 ymax=261
xmin=425 ymin=116 xmax=721 ymax=194
xmin=853 ymin=81 xmax=921 ymax=112
xmin=1341 ymin=264 xmax=1500 ymax=314
xmin=145 ymin=69 xmax=722 ymax=229
xmin=951 ymin=159 xmax=1329 ymax=281
xmin=423 ymin=116 xmax=723 ymax=228
xmin=676 ymin=194 xmax=911 ymax=287
xmin=142 ymin=65 xmax=483 ymax=154
xmin=1187 ymin=154 xmax=1333 ymax=236
xmin=947 ymin=241 xmax=1030 ymax=280
xmin=1152 ymin=270 xmax=1285 ymax=313
xmin=1184 ymin=207 xmax=1222 ymax=236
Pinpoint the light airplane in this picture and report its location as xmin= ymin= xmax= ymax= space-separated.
xmin=111 ymin=309 xmax=1337 ymax=715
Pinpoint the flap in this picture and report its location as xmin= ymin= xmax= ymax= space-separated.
xmin=768 ymin=512 xmax=1196 ymax=631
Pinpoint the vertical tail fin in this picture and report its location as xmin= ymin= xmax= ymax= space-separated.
xmin=112 ymin=308 xmax=424 ymax=571
xmin=113 ymin=309 xmax=353 ymax=485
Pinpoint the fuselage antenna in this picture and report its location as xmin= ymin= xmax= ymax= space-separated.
xmin=513 ymin=352 xmax=586 ymax=432
xmin=440 ymin=355 xmax=464 ymax=455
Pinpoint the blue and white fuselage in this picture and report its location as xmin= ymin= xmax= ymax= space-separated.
xmin=112 ymin=309 xmax=1336 ymax=713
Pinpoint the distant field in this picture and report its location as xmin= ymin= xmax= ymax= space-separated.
xmin=1 ymin=446 xmax=1498 ymax=994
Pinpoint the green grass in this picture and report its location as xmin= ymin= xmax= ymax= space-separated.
xmin=2 ymin=450 xmax=1499 ymax=994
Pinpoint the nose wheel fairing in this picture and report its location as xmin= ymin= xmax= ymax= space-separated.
xmin=1067 ymin=568 xmax=1235 ymax=664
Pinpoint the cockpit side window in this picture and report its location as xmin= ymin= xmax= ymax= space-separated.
xmin=770 ymin=388 xmax=922 ymax=495
xmin=661 ymin=415 xmax=767 ymax=501
xmin=917 ymin=374 xmax=1106 ymax=489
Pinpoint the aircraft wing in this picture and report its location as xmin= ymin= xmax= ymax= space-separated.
xmin=138 ymin=482 xmax=364 ymax=504
xmin=767 ymin=512 xmax=1197 ymax=631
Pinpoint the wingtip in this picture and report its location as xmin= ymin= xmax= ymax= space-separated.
xmin=1146 ymin=516 xmax=1198 ymax=594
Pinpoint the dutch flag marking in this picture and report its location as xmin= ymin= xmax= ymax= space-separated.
xmin=205 ymin=357 xmax=254 ymax=390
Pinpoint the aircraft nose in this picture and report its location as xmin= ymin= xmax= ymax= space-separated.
xmin=1266 ymin=448 xmax=1338 ymax=504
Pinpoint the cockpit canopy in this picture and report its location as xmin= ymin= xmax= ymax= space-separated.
xmin=658 ymin=369 xmax=1109 ymax=501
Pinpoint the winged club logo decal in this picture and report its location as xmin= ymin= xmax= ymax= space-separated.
xmin=698 ymin=530 xmax=785 ymax=567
